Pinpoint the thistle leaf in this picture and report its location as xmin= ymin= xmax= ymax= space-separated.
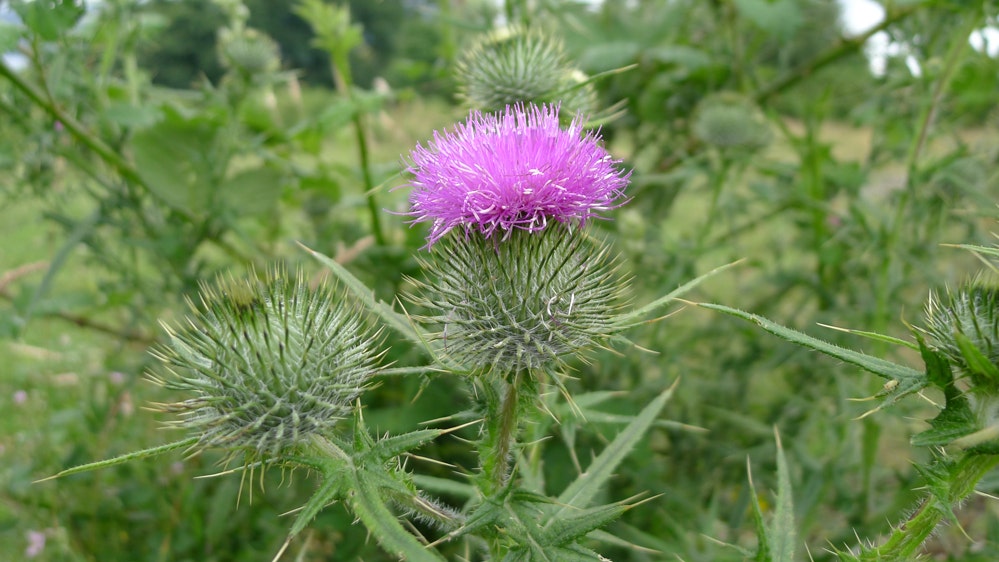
xmin=619 ymin=260 xmax=743 ymax=325
xmin=539 ymin=503 xmax=628 ymax=546
xmin=36 ymin=437 xmax=199 ymax=483
xmin=552 ymin=383 xmax=676 ymax=516
xmin=699 ymin=303 xmax=928 ymax=406
xmin=301 ymin=242 xmax=433 ymax=352
xmin=288 ymin=464 xmax=348 ymax=538
xmin=770 ymin=430 xmax=796 ymax=562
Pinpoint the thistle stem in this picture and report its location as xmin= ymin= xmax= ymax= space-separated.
xmin=481 ymin=372 xmax=523 ymax=496
xmin=854 ymin=454 xmax=999 ymax=561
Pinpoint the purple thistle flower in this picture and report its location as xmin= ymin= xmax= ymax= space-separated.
xmin=405 ymin=103 xmax=630 ymax=246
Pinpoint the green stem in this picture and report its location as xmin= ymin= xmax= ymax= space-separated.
xmin=329 ymin=46 xmax=386 ymax=246
xmin=753 ymin=4 xmax=919 ymax=104
xmin=856 ymin=454 xmax=999 ymax=561
xmin=481 ymin=373 xmax=523 ymax=497
xmin=0 ymin=58 xmax=148 ymax=190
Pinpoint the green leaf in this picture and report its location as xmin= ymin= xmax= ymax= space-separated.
xmin=618 ymin=260 xmax=744 ymax=326
xmin=131 ymin=112 xmax=218 ymax=215
xmin=301 ymin=243 xmax=439 ymax=356
xmin=954 ymin=331 xmax=999 ymax=384
xmin=540 ymin=503 xmax=628 ymax=546
xmin=911 ymin=355 xmax=977 ymax=448
xmin=770 ymin=430 xmax=796 ymax=562
xmin=733 ymin=0 xmax=802 ymax=40
xmin=370 ymin=429 xmax=443 ymax=461
xmin=699 ymin=303 xmax=928 ymax=407
xmin=217 ymin=166 xmax=285 ymax=216
xmin=746 ymin=460 xmax=770 ymax=562
xmin=0 ymin=22 xmax=22 ymax=52
xmin=101 ymin=102 xmax=162 ymax=129
xmin=36 ymin=437 xmax=199 ymax=482
xmin=552 ymin=383 xmax=676 ymax=516
xmin=349 ymin=468 xmax=445 ymax=562
xmin=288 ymin=464 xmax=348 ymax=537
xmin=14 ymin=0 xmax=84 ymax=42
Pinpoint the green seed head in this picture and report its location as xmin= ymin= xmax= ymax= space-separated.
xmin=149 ymin=268 xmax=381 ymax=465
xmin=924 ymin=281 xmax=999 ymax=392
xmin=410 ymin=225 xmax=629 ymax=379
xmin=456 ymin=27 xmax=591 ymax=115
xmin=692 ymin=93 xmax=771 ymax=152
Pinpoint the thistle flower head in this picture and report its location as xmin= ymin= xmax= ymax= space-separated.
xmin=149 ymin=268 xmax=381 ymax=466
xmin=405 ymin=103 xmax=630 ymax=247
xmin=456 ymin=26 xmax=591 ymax=114
xmin=923 ymin=281 xmax=999 ymax=392
xmin=409 ymin=224 xmax=629 ymax=379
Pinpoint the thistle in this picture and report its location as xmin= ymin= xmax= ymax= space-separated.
xmin=405 ymin=103 xmax=630 ymax=247
xmin=455 ymin=27 xmax=597 ymax=115
xmin=410 ymin=224 xmax=629 ymax=379
xmin=218 ymin=27 xmax=281 ymax=78
xmin=923 ymin=281 xmax=999 ymax=394
xmin=148 ymin=268 xmax=381 ymax=467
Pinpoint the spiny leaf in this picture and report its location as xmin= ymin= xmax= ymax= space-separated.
xmin=348 ymin=467 xmax=445 ymax=562
xmin=699 ymin=303 xmax=928 ymax=406
xmin=35 ymin=437 xmax=199 ymax=483
xmin=540 ymin=503 xmax=628 ymax=546
xmin=301 ymin=242 xmax=432 ymax=351
xmin=770 ymin=429 xmax=796 ymax=562
xmin=618 ymin=260 xmax=743 ymax=325
xmin=746 ymin=459 xmax=770 ymax=562
xmin=552 ymin=382 xmax=676 ymax=517
xmin=288 ymin=464 xmax=348 ymax=538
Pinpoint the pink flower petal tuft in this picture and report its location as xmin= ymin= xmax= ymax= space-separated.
xmin=405 ymin=103 xmax=630 ymax=246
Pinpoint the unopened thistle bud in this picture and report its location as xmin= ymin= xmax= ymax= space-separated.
xmin=218 ymin=27 xmax=280 ymax=77
xmin=411 ymin=225 xmax=629 ymax=378
xmin=149 ymin=268 xmax=381 ymax=465
xmin=692 ymin=93 xmax=771 ymax=153
xmin=923 ymin=281 xmax=999 ymax=393
xmin=456 ymin=27 xmax=596 ymax=116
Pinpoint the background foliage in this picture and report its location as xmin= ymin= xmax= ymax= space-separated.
xmin=1 ymin=0 xmax=998 ymax=560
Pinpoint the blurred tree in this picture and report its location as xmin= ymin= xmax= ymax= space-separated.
xmin=136 ymin=0 xmax=460 ymax=94
xmin=135 ymin=0 xmax=228 ymax=88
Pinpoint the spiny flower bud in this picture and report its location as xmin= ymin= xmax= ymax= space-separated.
xmin=149 ymin=268 xmax=381 ymax=465
xmin=218 ymin=27 xmax=280 ymax=77
xmin=410 ymin=224 xmax=629 ymax=379
xmin=456 ymin=27 xmax=592 ymax=115
xmin=692 ymin=93 xmax=771 ymax=153
xmin=923 ymin=281 xmax=999 ymax=393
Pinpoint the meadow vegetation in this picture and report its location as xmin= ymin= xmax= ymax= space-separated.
xmin=2 ymin=0 xmax=999 ymax=560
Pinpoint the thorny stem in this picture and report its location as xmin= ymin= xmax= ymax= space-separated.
xmin=0 ymin=58 xmax=147 ymax=190
xmin=853 ymin=454 xmax=999 ymax=561
xmin=481 ymin=372 xmax=523 ymax=497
